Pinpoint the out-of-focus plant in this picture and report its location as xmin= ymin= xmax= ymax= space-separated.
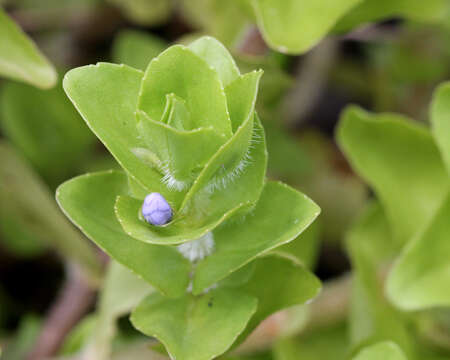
xmin=0 ymin=7 xmax=56 ymax=88
xmin=178 ymin=0 xmax=450 ymax=54
xmin=336 ymin=82 xmax=450 ymax=356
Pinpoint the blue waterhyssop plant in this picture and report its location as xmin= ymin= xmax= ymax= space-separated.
xmin=57 ymin=36 xmax=321 ymax=360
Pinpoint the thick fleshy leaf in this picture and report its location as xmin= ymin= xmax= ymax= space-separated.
xmin=188 ymin=36 xmax=240 ymax=87
xmin=0 ymin=8 xmax=56 ymax=88
xmin=337 ymin=106 xmax=448 ymax=245
xmin=112 ymin=30 xmax=167 ymax=71
xmin=0 ymin=80 xmax=94 ymax=186
xmin=387 ymin=194 xmax=450 ymax=310
xmin=335 ymin=0 xmax=450 ymax=32
xmin=138 ymin=45 xmax=232 ymax=137
xmin=251 ymin=0 xmax=362 ymax=54
xmin=130 ymin=287 xmax=258 ymax=360
xmin=116 ymin=117 xmax=267 ymax=245
xmin=233 ymin=254 xmax=321 ymax=342
xmin=136 ymin=110 xmax=226 ymax=187
xmin=193 ymin=181 xmax=321 ymax=293
xmin=346 ymin=201 xmax=413 ymax=356
xmin=56 ymin=170 xmax=190 ymax=297
xmin=62 ymin=63 xmax=184 ymax=207
xmin=225 ymin=70 xmax=263 ymax=132
xmin=431 ymin=82 xmax=450 ymax=174
xmin=84 ymin=261 xmax=152 ymax=360
xmin=352 ymin=342 xmax=407 ymax=360
xmin=0 ymin=142 xmax=100 ymax=278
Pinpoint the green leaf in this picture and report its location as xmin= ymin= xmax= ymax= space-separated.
xmin=112 ymin=30 xmax=167 ymax=71
xmin=278 ymin=221 xmax=320 ymax=269
xmin=387 ymin=194 xmax=450 ymax=310
xmin=0 ymin=142 xmax=100 ymax=278
xmin=346 ymin=201 xmax=413 ymax=356
xmin=0 ymin=8 xmax=56 ymax=88
xmin=251 ymin=0 xmax=363 ymax=54
xmin=337 ymin=105 xmax=448 ymax=245
xmin=130 ymin=287 xmax=258 ymax=360
xmin=0 ymin=208 xmax=46 ymax=258
xmin=189 ymin=36 xmax=240 ymax=87
xmin=233 ymin=254 xmax=321 ymax=342
xmin=225 ymin=70 xmax=263 ymax=132
xmin=84 ymin=261 xmax=152 ymax=360
xmin=335 ymin=0 xmax=450 ymax=32
xmin=108 ymin=0 xmax=172 ymax=26
xmin=138 ymin=44 xmax=232 ymax=138
xmin=431 ymin=82 xmax=450 ymax=174
xmin=274 ymin=322 xmax=349 ymax=360
xmin=0 ymin=79 xmax=95 ymax=186
xmin=178 ymin=0 xmax=251 ymax=48
xmin=352 ymin=342 xmax=407 ymax=360
xmin=136 ymin=110 xmax=226 ymax=185
xmin=115 ymin=117 xmax=267 ymax=245
xmin=62 ymin=63 xmax=184 ymax=207
xmin=193 ymin=181 xmax=321 ymax=293
xmin=180 ymin=114 xmax=264 ymax=222
xmin=56 ymin=170 xmax=190 ymax=297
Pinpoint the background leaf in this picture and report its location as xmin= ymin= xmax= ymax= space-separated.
xmin=335 ymin=0 xmax=450 ymax=32
xmin=352 ymin=341 xmax=407 ymax=360
xmin=0 ymin=7 xmax=56 ymax=88
xmin=346 ymin=201 xmax=414 ymax=356
xmin=0 ymin=142 xmax=100 ymax=278
xmin=0 ymin=79 xmax=95 ymax=187
xmin=112 ymin=30 xmax=167 ymax=71
xmin=387 ymin=194 xmax=450 ymax=310
xmin=251 ymin=0 xmax=363 ymax=54
xmin=431 ymin=81 xmax=450 ymax=174
xmin=337 ymin=105 xmax=448 ymax=245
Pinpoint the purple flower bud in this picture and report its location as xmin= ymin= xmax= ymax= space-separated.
xmin=141 ymin=193 xmax=173 ymax=226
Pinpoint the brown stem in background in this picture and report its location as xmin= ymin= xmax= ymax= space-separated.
xmin=236 ymin=26 xmax=268 ymax=56
xmin=26 ymin=263 xmax=97 ymax=360
xmin=282 ymin=39 xmax=339 ymax=127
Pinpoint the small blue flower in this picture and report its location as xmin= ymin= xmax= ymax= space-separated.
xmin=141 ymin=193 xmax=173 ymax=226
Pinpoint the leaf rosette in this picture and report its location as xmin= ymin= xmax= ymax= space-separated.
xmin=57 ymin=36 xmax=321 ymax=360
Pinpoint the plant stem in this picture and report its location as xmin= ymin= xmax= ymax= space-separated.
xmin=26 ymin=263 xmax=96 ymax=360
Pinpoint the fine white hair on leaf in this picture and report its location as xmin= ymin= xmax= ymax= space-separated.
xmin=177 ymin=232 xmax=215 ymax=263
xmin=205 ymin=126 xmax=262 ymax=193
xmin=160 ymin=161 xmax=191 ymax=191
